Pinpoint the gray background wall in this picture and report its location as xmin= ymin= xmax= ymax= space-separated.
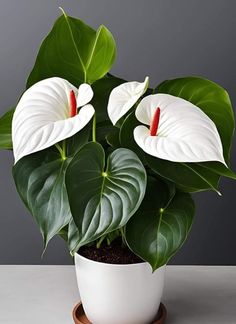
xmin=0 ymin=0 xmax=235 ymax=265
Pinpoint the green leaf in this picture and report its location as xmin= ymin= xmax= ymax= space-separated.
xmin=147 ymin=156 xmax=221 ymax=194
xmin=195 ymin=161 xmax=236 ymax=180
xmin=65 ymin=142 xmax=147 ymax=248
xmin=13 ymin=149 xmax=72 ymax=248
xmin=156 ymin=76 xmax=235 ymax=163
xmin=66 ymin=123 xmax=91 ymax=157
xmin=95 ymin=121 xmax=116 ymax=147
xmin=106 ymin=128 xmax=121 ymax=148
xmin=91 ymin=75 xmax=125 ymax=146
xmin=92 ymin=75 xmax=125 ymax=123
xmin=67 ymin=219 xmax=80 ymax=254
xmin=119 ymin=112 xmax=147 ymax=163
xmin=0 ymin=109 xmax=14 ymax=150
xmin=12 ymin=126 xmax=89 ymax=248
xmin=126 ymin=177 xmax=195 ymax=270
xmin=27 ymin=11 xmax=116 ymax=87
xmin=58 ymin=226 xmax=69 ymax=241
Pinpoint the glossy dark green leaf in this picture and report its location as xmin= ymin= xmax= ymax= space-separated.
xmin=27 ymin=11 xmax=116 ymax=87
xmin=67 ymin=219 xmax=80 ymax=254
xmin=13 ymin=149 xmax=72 ymax=247
xmin=91 ymin=75 xmax=126 ymax=146
xmin=92 ymin=75 xmax=125 ymax=123
xmin=66 ymin=123 xmax=91 ymax=157
xmin=0 ymin=109 xmax=14 ymax=150
xmin=156 ymin=76 xmax=235 ymax=163
xmin=119 ymin=112 xmax=147 ymax=162
xmin=96 ymin=121 xmax=116 ymax=147
xmin=65 ymin=142 xmax=147 ymax=248
xmin=106 ymin=128 xmax=121 ymax=148
xmin=126 ymin=177 xmax=194 ymax=270
xmin=12 ymin=122 xmax=90 ymax=249
xmin=196 ymin=161 xmax=236 ymax=180
xmin=147 ymin=156 xmax=221 ymax=194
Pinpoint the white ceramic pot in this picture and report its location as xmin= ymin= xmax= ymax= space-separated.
xmin=74 ymin=253 xmax=166 ymax=324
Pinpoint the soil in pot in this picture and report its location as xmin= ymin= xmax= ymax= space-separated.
xmin=78 ymin=238 xmax=143 ymax=264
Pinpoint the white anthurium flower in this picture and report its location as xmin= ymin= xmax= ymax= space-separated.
xmin=107 ymin=76 xmax=149 ymax=125
xmin=134 ymin=93 xmax=226 ymax=164
xmin=12 ymin=77 xmax=95 ymax=163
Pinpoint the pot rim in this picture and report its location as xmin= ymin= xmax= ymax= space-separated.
xmin=75 ymin=251 xmax=150 ymax=268
xmin=75 ymin=252 xmax=167 ymax=270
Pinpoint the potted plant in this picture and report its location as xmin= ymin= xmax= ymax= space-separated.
xmin=0 ymin=8 xmax=235 ymax=324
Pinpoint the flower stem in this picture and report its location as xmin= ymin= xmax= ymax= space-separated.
xmin=92 ymin=114 xmax=97 ymax=142
xmin=62 ymin=140 xmax=66 ymax=159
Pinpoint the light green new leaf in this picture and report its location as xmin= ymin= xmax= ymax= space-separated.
xmin=27 ymin=11 xmax=116 ymax=87
xmin=0 ymin=109 xmax=14 ymax=150
xmin=65 ymin=142 xmax=147 ymax=248
xmin=126 ymin=177 xmax=194 ymax=270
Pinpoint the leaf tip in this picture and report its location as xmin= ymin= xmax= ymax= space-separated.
xmin=59 ymin=6 xmax=67 ymax=18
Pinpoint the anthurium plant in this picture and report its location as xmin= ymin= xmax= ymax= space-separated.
xmin=0 ymin=9 xmax=235 ymax=271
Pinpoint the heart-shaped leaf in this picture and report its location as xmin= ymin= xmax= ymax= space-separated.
xmin=12 ymin=130 xmax=89 ymax=248
xmin=126 ymin=177 xmax=194 ymax=270
xmin=27 ymin=11 xmax=116 ymax=87
xmin=65 ymin=142 xmax=147 ymax=248
xmin=0 ymin=109 xmax=14 ymax=150
xmin=13 ymin=149 xmax=71 ymax=248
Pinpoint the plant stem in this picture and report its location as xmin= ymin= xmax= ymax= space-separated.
xmin=55 ymin=141 xmax=67 ymax=160
xmin=96 ymin=235 xmax=106 ymax=249
xmin=55 ymin=143 xmax=63 ymax=156
xmin=120 ymin=227 xmax=126 ymax=247
xmin=62 ymin=140 xmax=66 ymax=159
xmin=92 ymin=114 xmax=97 ymax=142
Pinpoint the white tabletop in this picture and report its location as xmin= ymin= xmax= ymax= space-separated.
xmin=0 ymin=265 xmax=235 ymax=324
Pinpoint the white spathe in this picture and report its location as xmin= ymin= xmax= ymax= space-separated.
xmin=134 ymin=93 xmax=226 ymax=164
xmin=12 ymin=77 xmax=95 ymax=163
xmin=107 ymin=76 xmax=149 ymax=125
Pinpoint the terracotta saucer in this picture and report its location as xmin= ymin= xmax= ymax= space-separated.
xmin=72 ymin=302 xmax=167 ymax=324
